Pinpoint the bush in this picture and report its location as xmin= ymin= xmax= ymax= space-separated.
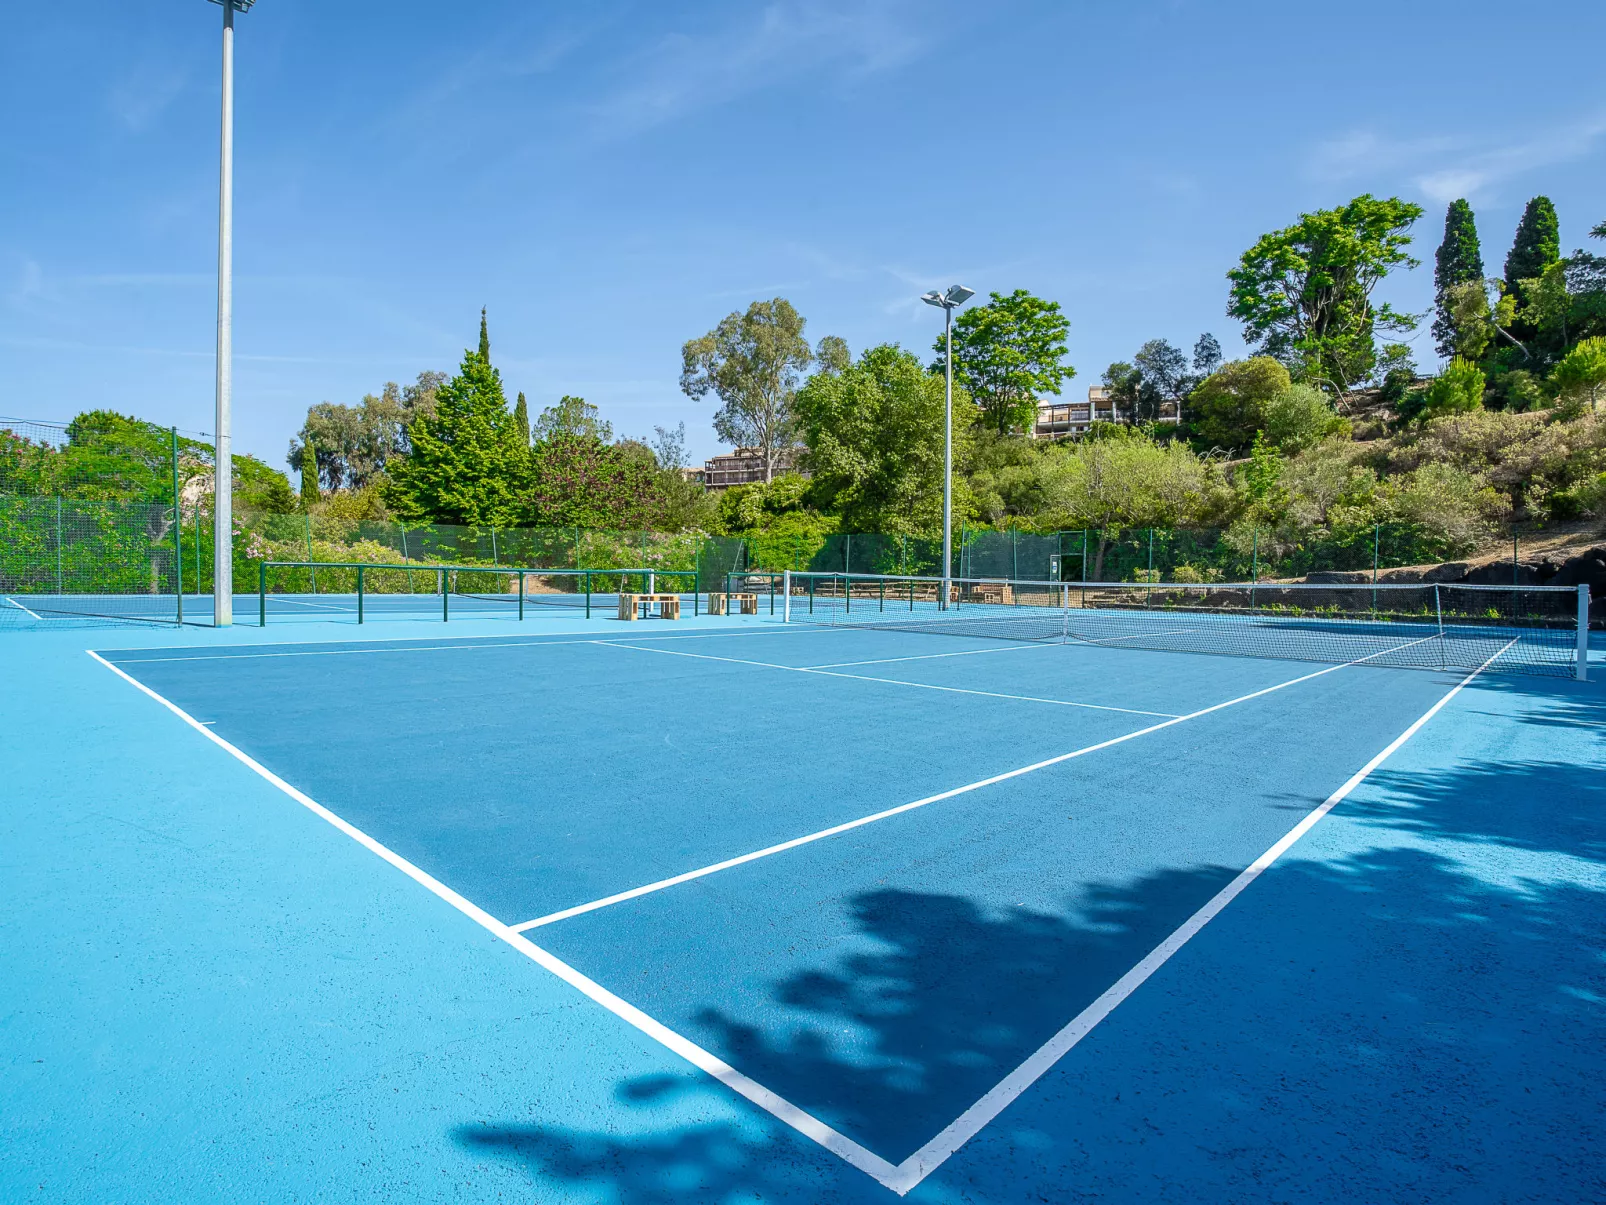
xmin=1416 ymin=357 xmax=1485 ymax=420
xmin=1187 ymin=357 xmax=1292 ymax=452
xmin=1263 ymin=384 xmax=1351 ymax=453
xmin=1548 ymin=473 xmax=1606 ymax=519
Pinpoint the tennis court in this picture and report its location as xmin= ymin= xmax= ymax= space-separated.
xmin=4 ymin=585 xmax=1604 ymax=1202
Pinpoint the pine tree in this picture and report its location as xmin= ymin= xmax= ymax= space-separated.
xmin=300 ymin=439 xmax=320 ymax=507
xmin=513 ymin=392 xmax=530 ymax=447
xmin=478 ymin=307 xmax=491 ymax=363
xmin=1504 ymin=197 xmax=1560 ymax=337
xmin=383 ymin=318 xmax=526 ymax=524
xmin=1432 ymin=199 xmax=1484 ymax=358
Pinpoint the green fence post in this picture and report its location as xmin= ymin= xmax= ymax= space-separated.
xmin=1080 ymin=530 xmax=1088 ymax=583
xmin=518 ymin=569 xmax=524 ymax=621
xmin=1513 ymin=533 xmax=1519 ymax=585
xmin=1251 ymin=527 xmax=1259 ymax=605
xmin=442 ymin=568 xmax=449 ymax=622
xmin=357 ymin=566 xmax=365 ymax=624
xmin=195 ymin=507 xmax=202 ymax=594
xmin=585 ymin=570 xmax=591 ymax=619
xmin=55 ymin=495 xmax=63 ymax=596
xmin=492 ymin=528 xmax=499 ymax=566
xmin=258 ymin=561 xmax=267 ymax=627
xmin=1372 ymin=522 xmax=1380 ymax=610
xmin=171 ymin=427 xmax=183 ymax=623
xmin=1147 ymin=528 xmax=1154 ymax=579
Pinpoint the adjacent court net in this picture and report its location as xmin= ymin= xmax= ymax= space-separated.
xmin=782 ymin=572 xmax=1590 ymax=679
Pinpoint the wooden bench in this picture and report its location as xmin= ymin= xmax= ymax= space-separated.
xmin=707 ymin=591 xmax=759 ymax=616
xmin=617 ymin=593 xmax=681 ymax=621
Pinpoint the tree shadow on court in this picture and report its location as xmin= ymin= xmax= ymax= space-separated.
xmin=452 ymin=789 xmax=1606 ymax=1202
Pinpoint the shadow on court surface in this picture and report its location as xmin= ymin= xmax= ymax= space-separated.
xmin=451 ymin=751 xmax=1606 ymax=1202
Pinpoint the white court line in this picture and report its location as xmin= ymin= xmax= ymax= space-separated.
xmin=269 ymin=597 xmax=356 ymax=612
xmin=4 ymin=596 xmax=45 ymax=620
xmin=100 ymin=624 xmax=830 ymax=665
xmin=89 ymin=631 xmax=1465 ymax=1196
xmin=512 ymin=634 xmax=1439 ymax=934
xmin=86 ymin=649 xmax=903 ymax=1190
xmin=597 ymin=641 xmax=1179 ymax=718
xmin=888 ymin=636 xmax=1519 ymax=1193
xmin=804 ymin=643 xmax=1044 ymax=670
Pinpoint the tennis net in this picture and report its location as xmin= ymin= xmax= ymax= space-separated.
xmin=782 ymin=572 xmax=1591 ymax=679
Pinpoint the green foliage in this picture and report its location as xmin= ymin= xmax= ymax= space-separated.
xmin=1241 ymin=432 xmax=1287 ymax=517
xmin=533 ymin=395 xmax=612 ymax=444
xmin=681 ymin=298 xmax=815 ymax=482
xmin=1503 ymin=196 xmax=1561 ymax=329
xmin=524 ymin=433 xmax=664 ymax=529
xmin=793 ymin=344 xmax=972 ymax=535
xmin=1418 ymin=358 xmax=1486 ymax=420
xmin=713 ymin=473 xmax=818 ymax=534
xmin=1227 ymin=194 xmax=1423 ymax=393
xmin=938 ymin=289 xmax=1075 ymax=434
xmin=1551 ymin=335 xmax=1606 ymax=413
xmin=1039 ymin=429 xmax=1214 ymax=531
xmin=288 ymin=373 xmax=440 ymax=491
xmin=237 ymin=456 xmax=297 ymax=515
xmin=1432 ymin=200 xmax=1484 ymax=358
xmin=300 ymin=439 xmax=320 ymax=507
xmin=383 ymin=333 xmax=525 ymax=525
xmin=477 ymin=307 xmax=491 ymax=362
xmin=966 ymin=430 xmax=1052 ymax=525
xmin=513 ymin=392 xmax=530 ymax=447
xmin=1261 ymin=384 xmax=1350 ymax=453
xmin=1187 ymin=357 xmax=1292 ymax=451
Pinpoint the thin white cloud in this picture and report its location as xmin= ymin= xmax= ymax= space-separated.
xmin=108 ymin=63 xmax=188 ymax=133
xmin=1307 ymin=113 xmax=1606 ymax=202
xmin=584 ymin=1 xmax=929 ymax=140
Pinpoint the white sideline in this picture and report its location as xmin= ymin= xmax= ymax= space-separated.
xmin=91 ymin=630 xmax=1470 ymax=1196
xmin=804 ymin=643 xmax=1044 ymax=670
xmin=85 ymin=649 xmax=903 ymax=1189
xmin=512 ymin=635 xmax=1439 ymax=934
xmin=5 ymin=596 xmax=46 ymax=620
xmin=596 ymin=641 xmax=1180 ymax=717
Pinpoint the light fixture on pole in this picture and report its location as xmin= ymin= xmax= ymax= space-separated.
xmin=205 ymin=0 xmax=255 ymax=625
xmin=921 ymin=284 xmax=975 ymax=609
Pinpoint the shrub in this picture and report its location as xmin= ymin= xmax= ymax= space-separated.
xmin=1416 ymin=357 xmax=1486 ymax=420
xmin=1263 ymin=384 xmax=1351 ymax=453
xmin=1187 ymin=357 xmax=1292 ymax=451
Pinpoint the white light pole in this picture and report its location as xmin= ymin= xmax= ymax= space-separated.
xmin=921 ymin=285 xmax=974 ymax=609
xmin=207 ymin=0 xmax=254 ymax=625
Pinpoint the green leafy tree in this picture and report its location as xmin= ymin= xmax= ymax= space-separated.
xmin=524 ymin=433 xmax=664 ymax=528
xmin=299 ymin=439 xmax=320 ymax=507
xmin=513 ymin=392 xmax=530 ymax=447
xmin=794 ymin=343 xmax=972 ymax=534
xmin=289 ymin=373 xmax=440 ymax=491
xmin=1503 ymin=196 xmax=1560 ymax=334
xmin=532 ymin=395 xmax=612 ymax=444
xmin=938 ymin=289 xmax=1074 ymax=434
xmin=383 ymin=324 xmax=525 ymax=525
xmin=1261 ymin=384 xmax=1350 ymax=453
xmin=1227 ymin=194 xmax=1423 ymax=393
xmin=681 ymin=299 xmax=815 ymax=482
xmin=477 ymin=307 xmax=491 ymax=362
xmin=1418 ymin=357 xmax=1486 ymax=420
xmin=1186 ymin=357 xmax=1292 ymax=451
xmin=1432 ymin=199 xmax=1484 ymax=358
xmin=1192 ymin=333 xmax=1224 ymax=379
xmin=1552 ymin=336 xmax=1606 ymax=412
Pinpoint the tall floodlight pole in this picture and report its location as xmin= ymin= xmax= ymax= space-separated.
xmin=207 ymin=0 xmax=254 ymax=625
xmin=921 ymin=285 xmax=974 ymax=609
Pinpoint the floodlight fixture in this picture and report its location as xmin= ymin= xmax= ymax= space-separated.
xmin=921 ymin=285 xmax=976 ymax=608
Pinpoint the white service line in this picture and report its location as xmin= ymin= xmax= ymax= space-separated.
xmin=803 ymin=643 xmax=1044 ymax=670
xmin=269 ymin=597 xmax=355 ymax=612
xmin=598 ymin=641 xmax=1178 ymax=717
xmin=512 ymin=637 xmax=1439 ymax=934
xmin=84 ymin=649 xmax=903 ymax=1191
xmin=101 ymin=624 xmax=829 ymax=665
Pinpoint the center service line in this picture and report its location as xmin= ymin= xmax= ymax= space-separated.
xmin=512 ymin=635 xmax=1439 ymax=933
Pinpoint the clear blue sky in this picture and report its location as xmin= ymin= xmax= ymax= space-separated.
xmin=3 ymin=1 xmax=1604 ymax=474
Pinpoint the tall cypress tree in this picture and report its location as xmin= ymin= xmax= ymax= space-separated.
xmin=300 ymin=439 xmax=320 ymax=507
xmin=1504 ymin=197 xmax=1560 ymax=337
xmin=1432 ymin=199 xmax=1484 ymax=358
xmin=478 ymin=307 xmax=491 ymax=363
xmin=513 ymin=391 xmax=530 ymax=446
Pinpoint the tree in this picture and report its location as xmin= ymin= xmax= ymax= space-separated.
xmin=938 ymin=289 xmax=1075 ymax=434
xmin=1552 ymin=336 xmax=1606 ymax=412
xmin=1419 ymin=357 xmax=1486 ymax=420
xmin=1227 ymin=194 xmax=1423 ymax=393
xmin=1100 ymin=362 xmax=1142 ymax=423
xmin=289 ymin=373 xmax=441 ymax=491
xmin=794 ymin=344 xmax=969 ymax=534
xmin=477 ymin=307 xmax=491 ymax=362
xmin=680 ymin=299 xmax=814 ymax=483
xmin=1133 ymin=338 xmax=1190 ymax=420
xmin=1261 ymin=384 xmax=1349 ymax=453
xmin=383 ymin=322 xmax=525 ymax=525
xmin=814 ymin=335 xmax=851 ymax=375
xmin=299 ymin=439 xmax=320 ymax=507
xmin=1432 ymin=199 xmax=1484 ymax=358
xmin=1186 ymin=357 xmax=1292 ymax=451
xmin=1192 ymin=333 xmax=1223 ymax=379
xmin=532 ymin=395 xmax=612 ymax=444
xmin=523 ymin=432 xmax=664 ymax=529
xmin=648 ymin=422 xmax=687 ymax=470
xmin=1503 ymin=196 xmax=1560 ymax=332
xmin=513 ymin=392 xmax=530 ymax=447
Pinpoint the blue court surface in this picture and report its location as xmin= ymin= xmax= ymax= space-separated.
xmin=3 ymin=607 xmax=1604 ymax=1202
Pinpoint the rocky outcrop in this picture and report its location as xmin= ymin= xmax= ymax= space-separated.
xmin=1304 ymin=545 xmax=1606 ymax=621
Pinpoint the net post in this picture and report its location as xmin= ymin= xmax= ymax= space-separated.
xmin=518 ymin=569 xmax=524 ymax=621
xmin=258 ymin=560 xmax=266 ymax=627
xmin=1435 ymin=583 xmax=1444 ymax=670
xmin=357 ymin=565 xmax=365 ymax=624
xmin=783 ymin=570 xmax=792 ymax=622
xmin=1579 ymin=585 xmax=1591 ymax=682
xmin=442 ymin=568 xmax=448 ymax=622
